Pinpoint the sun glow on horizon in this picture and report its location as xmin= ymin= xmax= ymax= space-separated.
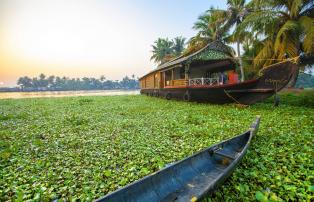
xmin=0 ymin=0 xmax=224 ymax=87
xmin=0 ymin=0 xmax=152 ymax=86
xmin=5 ymin=1 xmax=146 ymax=65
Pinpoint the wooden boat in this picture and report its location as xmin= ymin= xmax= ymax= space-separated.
xmin=96 ymin=117 xmax=260 ymax=202
xmin=139 ymin=41 xmax=298 ymax=105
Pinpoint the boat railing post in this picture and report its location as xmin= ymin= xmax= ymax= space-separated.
xmin=201 ymin=77 xmax=204 ymax=85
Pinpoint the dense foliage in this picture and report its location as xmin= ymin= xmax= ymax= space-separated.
xmin=152 ymin=0 xmax=314 ymax=80
xmin=236 ymin=0 xmax=314 ymax=70
xmin=295 ymin=72 xmax=314 ymax=88
xmin=17 ymin=74 xmax=139 ymax=91
xmin=0 ymin=92 xmax=313 ymax=201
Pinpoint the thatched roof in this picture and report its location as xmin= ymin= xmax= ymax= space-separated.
xmin=140 ymin=41 xmax=235 ymax=79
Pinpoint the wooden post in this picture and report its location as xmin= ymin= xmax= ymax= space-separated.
xmin=185 ymin=63 xmax=190 ymax=86
xmin=163 ymin=72 xmax=166 ymax=87
xmin=171 ymin=69 xmax=174 ymax=86
xmin=153 ymin=74 xmax=155 ymax=89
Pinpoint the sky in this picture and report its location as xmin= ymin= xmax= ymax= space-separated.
xmin=0 ymin=0 xmax=227 ymax=87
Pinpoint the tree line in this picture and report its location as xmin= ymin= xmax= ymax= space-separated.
xmin=17 ymin=74 xmax=139 ymax=91
xmin=151 ymin=0 xmax=314 ymax=82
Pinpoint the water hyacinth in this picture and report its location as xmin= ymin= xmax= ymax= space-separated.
xmin=0 ymin=92 xmax=313 ymax=201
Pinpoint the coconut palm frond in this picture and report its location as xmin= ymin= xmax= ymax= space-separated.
xmin=237 ymin=10 xmax=279 ymax=35
xmin=150 ymin=38 xmax=175 ymax=64
xmin=184 ymin=34 xmax=209 ymax=55
xmin=253 ymin=39 xmax=274 ymax=68
xmin=291 ymin=0 xmax=303 ymax=18
xmin=282 ymin=36 xmax=299 ymax=58
xmin=303 ymin=33 xmax=314 ymax=54
xmin=299 ymin=16 xmax=314 ymax=53
xmin=172 ymin=36 xmax=186 ymax=56
xmin=274 ymin=20 xmax=300 ymax=55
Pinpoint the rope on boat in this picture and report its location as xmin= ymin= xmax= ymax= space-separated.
xmin=235 ymin=56 xmax=300 ymax=64
xmin=223 ymin=89 xmax=242 ymax=105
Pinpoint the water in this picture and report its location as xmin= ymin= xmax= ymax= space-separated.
xmin=0 ymin=90 xmax=140 ymax=99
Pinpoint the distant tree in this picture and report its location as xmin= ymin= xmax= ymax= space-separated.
xmin=295 ymin=72 xmax=314 ymax=88
xmin=32 ymin=78 xmax=39 ymax=89
xmin=37 ymin=73 xmax=47 ymax=88
xmin=39 ymin=73 xmax=45 ymax=81
xmin=54 ymin=77 xmax=62 ymax=89
xmin=47 ymin=75 xmax=55 ymax=88
xmin=16 ymin=74 xmax=139 ymax=91
xmin=100 ymin=75 xmax=106 ymax=81
xmin=82 ymin=77 xmax=90 ymax=90
xmin=17 ymin=78 xmax=24 ymax=90
xmin=17 ymin=76 xmax=32 ymax=90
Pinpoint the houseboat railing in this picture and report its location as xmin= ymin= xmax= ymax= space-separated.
xmin=173 ymin=79 xmax=188 ymax=86
xmin=188 ymin=77 xmax=219 ymax=86
xmin=165 ymin=77 xmax=221 ymax=87
xmin=165 ymin=79 xmax=187 ymax=87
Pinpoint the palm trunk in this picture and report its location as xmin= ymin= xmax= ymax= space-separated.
xmin=286 ymin=42 xmax=301 ymax=87
xmin=286 ymin=69 xmax=299 ymax=87
xmin=237 ymin=39 xmax=244 ymax=82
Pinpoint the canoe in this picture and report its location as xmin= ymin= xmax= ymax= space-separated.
xmin=96 ymin=117 xmax=261 ymax=202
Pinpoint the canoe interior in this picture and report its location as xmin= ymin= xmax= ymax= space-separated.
xmin=97 ymin=117 xmax=260 ymax=202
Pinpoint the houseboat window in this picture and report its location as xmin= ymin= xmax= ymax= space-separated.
xmin=173 ymin=67 xmax=180 ymax=80
xmin=179 ymin=68 xmax=185 ymax=79
xmin=165 ymin=70 xmax=172 ymax=86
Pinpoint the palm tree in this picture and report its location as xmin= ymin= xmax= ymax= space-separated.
xmin=237 ymin=0 xmax=314 ymax=85
xmin=240 ymin=32 xmax=264 ymax=79
xmin=184 ymin=14 xmax=213 ymax=55
xmin=184 ymin=9 xmax=230 ymax=55
xmin=38 ymin=73 xmax=48 ymax=88
xmin=150 ymin=38 xmax=174 ymax=64
xmin=214 ymin=0 xmax=250 ymax=81
xmin=47 ymin=75 xmax=55 ymax=88
xmin=17 ymin=76 xmax=32 ymax=90
xmin=100 ymin=75 xmax=106 ymax=81
xmin=172 ymin=36 xmax=186 ymax=56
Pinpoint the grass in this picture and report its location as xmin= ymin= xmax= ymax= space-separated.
xmin=0 ymin=91 xmax=313 ymax=201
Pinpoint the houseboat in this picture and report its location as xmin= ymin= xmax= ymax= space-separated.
xmin=139 ymin=41 xmax=298 ymax=105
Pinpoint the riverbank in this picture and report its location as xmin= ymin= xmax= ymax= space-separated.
xmin=0 ymin=93 xmax=313 ymax=201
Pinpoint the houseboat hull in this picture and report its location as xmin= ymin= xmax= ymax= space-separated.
xmin=141 ymin=61 xmax=298 ymax=105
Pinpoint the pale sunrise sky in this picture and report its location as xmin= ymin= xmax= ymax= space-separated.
xmin=0 ymin=0 xmax=227 ymax=87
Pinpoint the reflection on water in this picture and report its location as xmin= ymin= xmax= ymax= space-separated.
xmin=0 ymin=90 xmax=140 ymax=99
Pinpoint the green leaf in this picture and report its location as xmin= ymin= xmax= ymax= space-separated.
xmin=104 ymin=170 xmax=112 ymax=177
xmin=119 ymin=178 xmax=128 ymax=186
xmin=15 ymin=189 xmax=24 ymax=202
xmin=255 ymin=191 xmax=267 ymax=201
xmin=33 ymin=192 xmax=41 ymax=201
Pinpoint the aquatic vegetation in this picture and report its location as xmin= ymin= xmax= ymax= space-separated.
xmin=0 ymin=93 xmax=313 ymax=201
